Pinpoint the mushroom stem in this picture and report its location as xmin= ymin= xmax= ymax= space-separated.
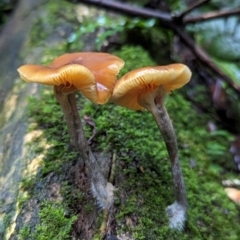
xmin=150 ymin=103 xmax=187 ymax=207
xmin=141 ymin=87 xmax=187 ymax=230
xmin=54 ymin=86 xmax=114 ymax=209
xmin=54 ymin=86 xmax=88 ymax=164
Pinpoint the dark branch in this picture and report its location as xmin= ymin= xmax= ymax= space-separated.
xmin=80 ymin=0 xmax=172 ymax=25
xmin=184 ymin=8 xmax=240 ymax=24
xmin=173 ymin=26 xmax=240 ymax=92
xmin=177 ymin=0 xmax=211 ymax=19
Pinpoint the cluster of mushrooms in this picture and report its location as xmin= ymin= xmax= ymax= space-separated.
xmin=18 ymin=52 xmax=191 ymax=231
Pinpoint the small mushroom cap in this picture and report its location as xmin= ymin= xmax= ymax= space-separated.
xmin=17 ymin=64 xmax=97 ymax=102
xmin=50 ymin=52 xmax=125 ymax=104
xmin=112 ymin=64 xmax=191 ymax=110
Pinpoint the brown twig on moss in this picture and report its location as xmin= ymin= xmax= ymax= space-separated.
xmin=99 ymin=151 xmax=117 ymax=236
xmin=183 ymin=8 xmax=240 ymax=24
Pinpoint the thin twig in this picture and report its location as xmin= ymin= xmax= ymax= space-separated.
xmin=99 ymin=151 xmax=117 ymax=236
xmin=80 ymin=0 xmax=172 ymax=25
xmin=83 ymin=115 xmax=97 ymax=144
xmin=177 ymin=0 xmax=211 ymax=19
xmin=109 ymin=150 xmax=116 ymax=184
xmin=184 ymin=8 xmax=240 ymax=24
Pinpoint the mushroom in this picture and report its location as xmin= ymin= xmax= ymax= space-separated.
xmin=49 ymin=52 xmax=124 ymax=104
xmin=17 ymin=52 xmax=124 ymax=209
xmin=111 ymin=63 xmax=191 ymax=230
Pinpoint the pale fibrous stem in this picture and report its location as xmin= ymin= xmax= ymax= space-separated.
xmin=54 ymin=86 xmax=88 ymax=164
xmin=139 ymin=86 xmax=187 ymax=229
xmin=54 ymin=86 xmax=114 ymax=209
xmin=150 ymin=101 xmax=187 ymax=208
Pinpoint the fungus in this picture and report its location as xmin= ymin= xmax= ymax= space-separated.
xmin=111 ymin=63 xmax=191 ymax=230
xmin=49 ymin=52 xmax=124 ymax=104
xmin=17 ymin=52 xmax=124 ymax=209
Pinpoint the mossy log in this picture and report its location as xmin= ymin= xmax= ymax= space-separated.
xmin=0 ymin=0 xmax=239 ymax=240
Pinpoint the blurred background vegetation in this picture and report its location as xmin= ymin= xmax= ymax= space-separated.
xmin=0 ymin=0 xmax=18 ymax=28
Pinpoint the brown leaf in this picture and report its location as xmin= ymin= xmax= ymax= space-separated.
xmin=225 ymin=187 xmax=240 ymax=205
xmin=84 ymin=115 xmax=97 ymax=144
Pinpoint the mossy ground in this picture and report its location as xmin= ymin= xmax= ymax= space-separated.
xmin=19 ymin=201 xmax=77 ymax=240
xmin=20 ymin=45 xmax=240 ymax=240
xmin=15 ymin=0 xmax=240 ymax=239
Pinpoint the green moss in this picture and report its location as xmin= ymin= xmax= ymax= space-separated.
xmin=20 ymin=176 xmax=36 ymax=192
xmin=27 ymin=89 xmax=78 ymax=175
xmin=115 ymin=45 xmax=156 ymax=76
xmin=18 ymin=202 xmax=77 ymax=240
xmin=19 ymin=226 xmax=31 ymax=240
xmin=29 ymin=0 xmax=77 ymax=48
xmin=35 ymin=201 xmax=77 ymax=240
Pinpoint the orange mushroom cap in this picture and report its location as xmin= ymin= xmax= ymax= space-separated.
xmin=18 ymin=52 xmax=124 ymax=104
xmin=50 ymin=52 xmax=125 ymax=104
xmin=18 ymin=64 xmax=97 ymax=102
xmin=112 ymin=63 xmax=191 ymax=110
